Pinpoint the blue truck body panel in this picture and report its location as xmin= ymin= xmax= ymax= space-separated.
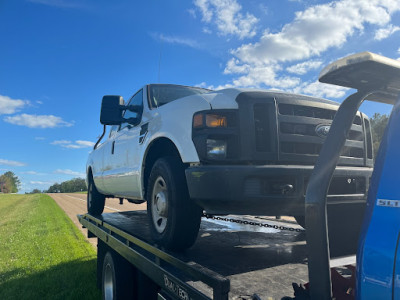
xmin=357 ymin=98 xmax=400 ymax=299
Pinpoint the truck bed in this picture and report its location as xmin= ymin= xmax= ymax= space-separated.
xmin=85 ymin=211 xmax=310 ymax=299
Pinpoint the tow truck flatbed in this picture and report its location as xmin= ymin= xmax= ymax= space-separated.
xmin=78 ymin=211 xmax=354 ymax=299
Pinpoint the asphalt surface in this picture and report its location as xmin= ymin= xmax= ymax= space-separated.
xmin=48 ymin=193 xmax=146 ymax=246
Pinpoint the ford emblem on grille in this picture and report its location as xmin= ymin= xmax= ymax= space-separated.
xmin=315 ymin=124 xmax=331 ymax=138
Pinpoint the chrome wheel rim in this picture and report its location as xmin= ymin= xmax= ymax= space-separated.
xmin=151 ymin=176 xmax=168 ymax=233
xmin=103 ymin=262 xmax=114 ymax=300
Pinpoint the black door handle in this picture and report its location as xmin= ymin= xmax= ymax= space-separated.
xmin=111 ymin=141 xmax=115 ymax=154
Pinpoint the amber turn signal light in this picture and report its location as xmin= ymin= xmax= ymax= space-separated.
xmin=206 ymin=114 xmax=227 ymax=128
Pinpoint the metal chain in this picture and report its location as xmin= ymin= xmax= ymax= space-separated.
xmin=202 ymin=214 xmax=305 ymax=232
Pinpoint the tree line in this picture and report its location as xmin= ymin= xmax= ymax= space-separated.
xmin=46 ymin=178 xmax=87 ymax=193
xmin=26 ymin=178 xmax=87 ymax=194
xmin=370 ymin=113 xmax=389 ymax=158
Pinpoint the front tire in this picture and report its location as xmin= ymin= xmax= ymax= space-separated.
xmin=147 ymin=157 xmax=202 ymax=251
xmin=87 ymin=174 xmax=105 ymax=215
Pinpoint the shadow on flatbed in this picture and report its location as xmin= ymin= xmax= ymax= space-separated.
xmin=98 ymin=211 xmax=310 ymax=299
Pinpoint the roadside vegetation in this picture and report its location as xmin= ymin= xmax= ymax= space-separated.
xmin=46 ymin=178 xmax=87 ymax=193
xmin=0 ymin=194 xmax=100 ymax=299
xmin=0 ymin=171 xmax=20 ymax=193
xmin=370 ymin=112 xmax=389 ymax=158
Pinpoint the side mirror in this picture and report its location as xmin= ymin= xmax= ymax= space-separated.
xmin=100 ymin=95 xmax=125 ymax=125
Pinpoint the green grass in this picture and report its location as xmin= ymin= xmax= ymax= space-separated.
xmin=0 ymin=194 xmax=101 ymax=300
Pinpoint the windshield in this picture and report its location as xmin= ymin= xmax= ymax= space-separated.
xmin=148 ymin=84 xmax=211 ymax=108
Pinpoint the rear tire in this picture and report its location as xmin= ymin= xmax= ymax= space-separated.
xmin=87 ymin=174 xmax=105 ymax=215
xmin=147 ymin=156 xmax=202 ymax=251
xmin=102 ymin=251 xmax=134 ymax=300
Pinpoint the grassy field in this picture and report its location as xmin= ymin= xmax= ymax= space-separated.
xmin=0 ymin=194 xmax=101 ymax=299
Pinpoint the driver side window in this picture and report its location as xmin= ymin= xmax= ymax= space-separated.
xmin=121 ymin=89 xmax=143 ymax=130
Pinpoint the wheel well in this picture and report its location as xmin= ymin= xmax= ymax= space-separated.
xmin=87 ymin=167 xmax=93 ymax=182
xmin=143 ymin=138 xmax=184 ymax=199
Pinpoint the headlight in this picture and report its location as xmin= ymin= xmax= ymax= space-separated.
xmin=193 ymin=112 xmax=228 ymax=128
xmin=192 ymin=110 xmax=238 ymax=162
xmin=206 ymin=139 xmax=227 ymax=159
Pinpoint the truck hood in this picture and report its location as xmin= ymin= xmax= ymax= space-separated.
xmin=199 ymin=88 xmax=338 ymax=109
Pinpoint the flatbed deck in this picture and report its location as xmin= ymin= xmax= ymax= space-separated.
xmin=82 ymin=211 xmax=312 ymax=299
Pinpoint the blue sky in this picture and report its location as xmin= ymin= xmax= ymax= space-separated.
xmin=1 ymin=0 xmax=399 ymax=193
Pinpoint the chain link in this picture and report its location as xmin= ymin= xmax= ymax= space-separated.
xmin=202 ymin=214 xmax=305 ymax=232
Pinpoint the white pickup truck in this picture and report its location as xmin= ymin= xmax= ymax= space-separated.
xmin=86 ymin=84 xmax=373 ymax=250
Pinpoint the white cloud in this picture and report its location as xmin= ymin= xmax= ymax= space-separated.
xmin=292 ymin=81 xmax=349 ymax=99
xmin=22 ymin=171 xmax=45 ymax=175
xmin=0 ymin=95 xmax=29 ymax=115
xmin=202 ymin=27 xmax=212 ymax=34
xmin=233 ymin=67 xmax=300 ymax=89
xmin=233 ymin=0 xmax=399 ymax=65
xmin=51 ymin=140 xmax=71 ymax=145
xmin=75 ymin=140 xmax=95 ymax=147
xmin=51 ymin=140 xmax=94 ymax=149
xmin=4 ymin=114 xmax=74 ymax=128
xmin=30 ymin=180 xmax=54 ymax=185
xmin=374 ymin=24 xmax=400 ymax=40
xmin=286 ymin=60 xmax=323 ymax=75
xmin=154 ymin=33 xmax=201 ymax=48
xmin=0 ymin=159 xmax=26 ymax=167
xmin=28 ymin=0 xmax=84 ymax=9
xmin=223 ymin=58 xmax=250 ymax=74
xmin=194 ymin=0 xmax=259 ymax=39
xmin=224 ymin=59 xmax=300 ymax=88
xmin=213 ymin=0 xmax=400 ymax=96
xmin=54 ymin=169 xmax=85 ymax=177
xmin=195 ymin=0 xmax=213 ymax=22
xmin=188 ymin=8 xmax=197 ymax=18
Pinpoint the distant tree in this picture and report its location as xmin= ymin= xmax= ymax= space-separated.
xmin=47 ymin=183 xmax=61 ymax=193
xmin=31 ymin=189 xmax=41 ymax=194
xmin=0 ymin=171 xmax=20 ymax=193
xmin=0 ymin=175 xmax=13 ymax=193
xmin=46 ymin=178 xmax=87 ymax=193
xmin=370 ymin=113 xmax=389 ymax=158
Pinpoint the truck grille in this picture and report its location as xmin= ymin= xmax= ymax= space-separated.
xmin=277 ymin=102 xmax=365 ymax=164
xmin=279 ymin=103 xmax=362 ymax=125
xmin=277 ymin=101 xmax=370 ymax=165
xmin=236 ymin=91 xmax=373 ymax=167
xmin=254 ymin=103 xmax=272 ymax=152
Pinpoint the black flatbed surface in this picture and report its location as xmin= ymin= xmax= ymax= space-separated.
xmin=96 ymin=211 xmax=309 ymax=299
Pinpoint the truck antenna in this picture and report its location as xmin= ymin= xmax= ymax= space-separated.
xmin=158 ymin=41 xmax=163 ymax=83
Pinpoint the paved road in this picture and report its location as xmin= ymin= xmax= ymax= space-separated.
xmin=48 ymin=193 xmax=146 ymax=246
